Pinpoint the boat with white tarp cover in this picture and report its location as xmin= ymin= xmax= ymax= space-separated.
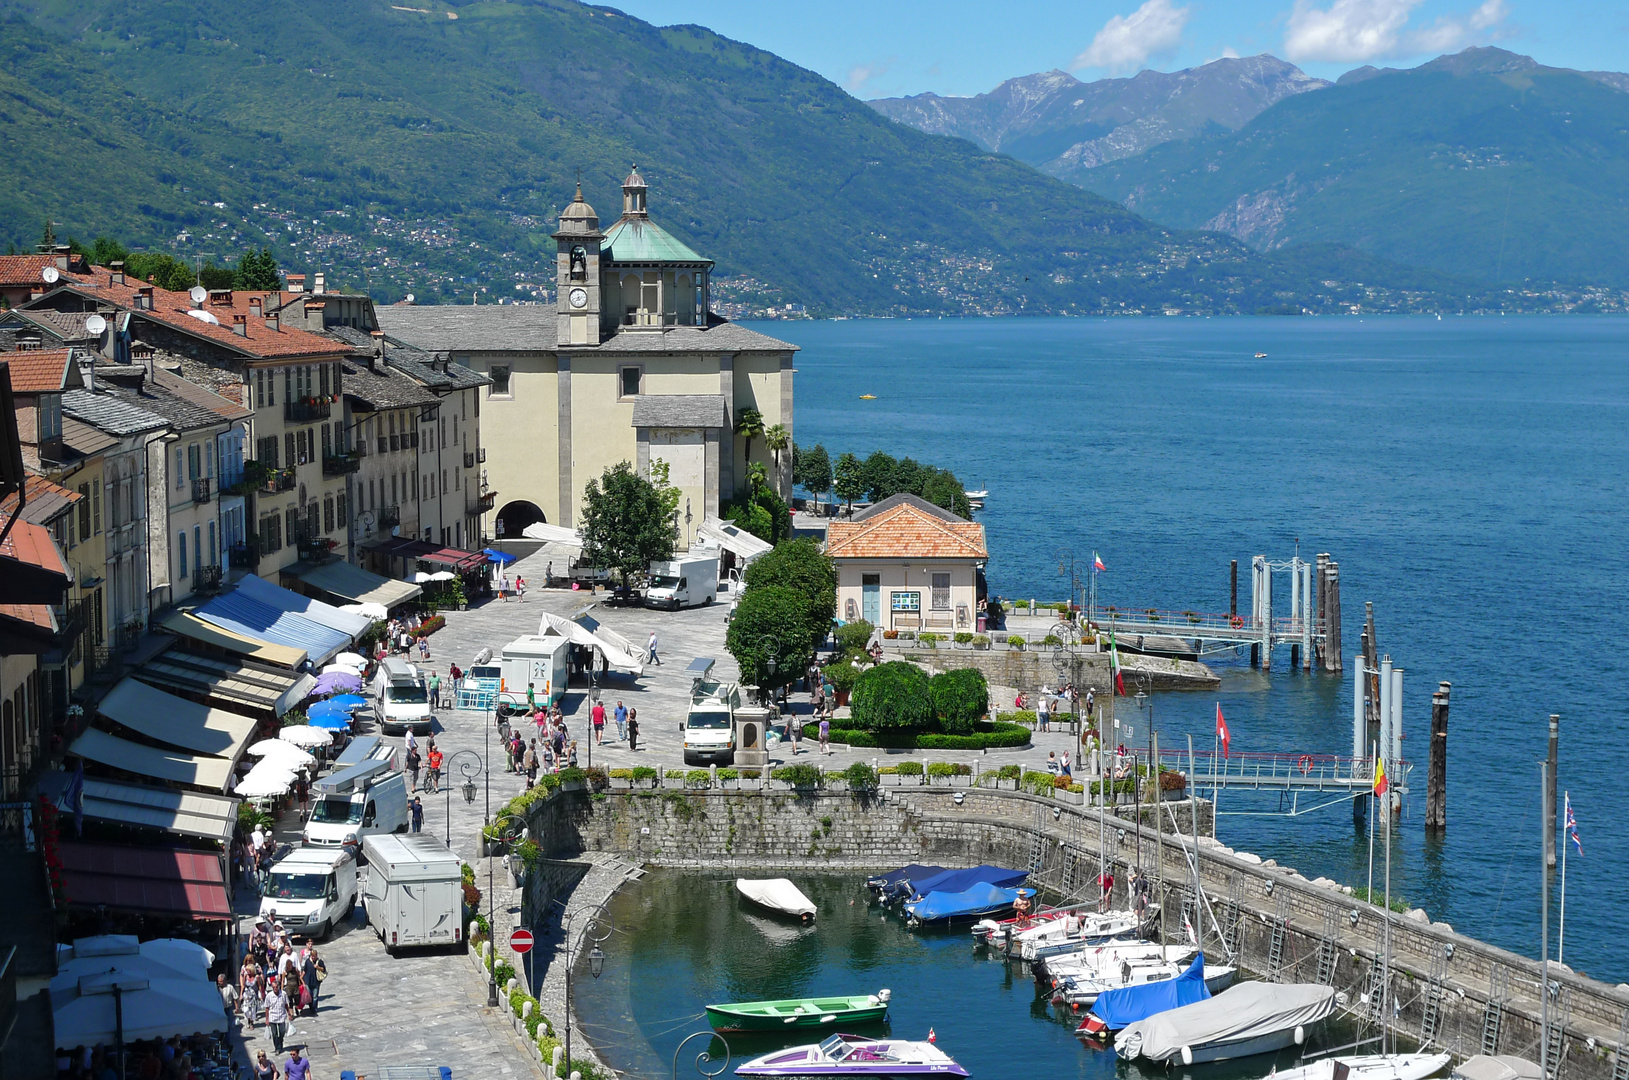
xmin=1114 ymin=981 xmax=1335 ymax=1064
xmin=737 ymin=878 xmax=817 ymax=922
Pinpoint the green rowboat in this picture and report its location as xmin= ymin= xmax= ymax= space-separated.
xmin=705 ymin=991 xmax=891 ymax=1032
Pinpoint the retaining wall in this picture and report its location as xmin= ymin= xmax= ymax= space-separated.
xmin=525 ymin=787 xmax=1627 ymax=1080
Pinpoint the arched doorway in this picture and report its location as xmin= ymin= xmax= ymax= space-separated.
xmin=495 ymin=500 xmax=546 ymax=539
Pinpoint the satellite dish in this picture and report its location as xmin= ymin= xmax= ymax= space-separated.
xmin=84 ymin=314 xmax=107 ymax=335
xmin=405 ymin=293 xmax=415 ymax=304
xmin=41 ymin=266 xmax=60 ymax=284
xmin=189 ymin=285 xmax=207 ymax=305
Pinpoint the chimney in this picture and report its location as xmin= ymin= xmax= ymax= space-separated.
xmin=54 ymin=246 xmax=70 ymax=271
xmin=248 ymin=297 xmax=263 ymax=318
xmin=137 ymin=286 xmax=154 ymax=310
xmin=370 ymin=330 xmax=385 ymax=371
xmin=286 ymin=274 xmax=306 ymax=293
xmin=232 ymin=314 xmax=248 ymax=337
xmin=76 ymin=349 xmax=93 ymax=392
xmin=313 ymin=272 xmax=326 ymax=295
xmin=265 ymin=310 xmax=279 ymax=332
xmin=110 ymin=261 xmax=125 ymax=285
xmin=209 ymin=289 xmax=233 ymax=306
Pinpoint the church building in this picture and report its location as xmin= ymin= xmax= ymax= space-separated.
xmin=377 ymin=167 xmax=797 ymax=549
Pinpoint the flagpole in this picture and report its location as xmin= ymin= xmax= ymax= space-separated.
xmin=1368 ymin=740 xmax=1377 ymax=903
xmin=1212 ymin=724 xmax=1220 ymax=841
xmin=1383 ymin=773 xmax=1393 ymax=1053
xmin=1559 ymin=791 xmax=1569 ymax=966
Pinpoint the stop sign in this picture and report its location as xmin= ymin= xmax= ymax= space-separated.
xmin=510 ymin=929 xmax=534 ymax=954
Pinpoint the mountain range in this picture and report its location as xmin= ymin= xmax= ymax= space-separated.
xmin=0 ymin=0 xmax=1527 ymax=316
xmin=872 ymin=48 xmax=1629 ymax=291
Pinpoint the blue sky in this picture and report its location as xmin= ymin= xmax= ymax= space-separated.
xmin=607 ymin=0 xmax=1629 ymax=99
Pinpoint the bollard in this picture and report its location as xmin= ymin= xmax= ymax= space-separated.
xmin=506 ymin=977 xmax=517 ymax=994
xmin=552 ymin=1047 xmax=564 ymax=1078
xmin=523 ymin=1000 xmax=533 ymax=1019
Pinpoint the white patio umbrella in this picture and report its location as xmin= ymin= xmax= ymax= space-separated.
xmin=138 ymin=938 xmax=214 ymax=976
xmin=246 ymin=739 xmax=316 ymax=769
xmin=338 ymin=602 xmax=389 ymax=621
xmin=322 ymin=662 xmax=364 ymax=676
xmin=279 ymin=725 xmax=335 ymax=749
xmin=232 ymin=760 xmax=297 ymax=798
xmin=53 ymin=968 xmax=225 ymax=1047
xmin=334 ymin=651 xmax=368 ymax=668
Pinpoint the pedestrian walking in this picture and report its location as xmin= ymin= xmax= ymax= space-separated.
xmin=410 ymin=797 xmax=424 ymax=833
xmin=418 ymin=635 xmax=430 ymax=663
xmin=1037 ymin=696 xmax=1050 ymax=732
xmin=819 ymin=717 xmax=830 ymax=755
xmin=428 ymin=671 xmax=440 ymax=713
xmin=301 ymin=948 xmax=324 ymax=1016
xmin=405 ymin=745 xmax=421 ymax=792
xmin=647 ymin=631 xmax=660 ymax=665
xmin=404 ymin=727 xmax=418 ymax=755
xmin=567 ymin=740 xmax=579 ymax=767
xmin=1061 ymin=751 xmax=1072 ymax=779
xmin=263 ymin=983 xmax=290 ymax=1053
xmin=426 ymin=744 xmax=442 ymax=793
xmin=217 ymin=974 xmax=238 ymax=1022
xmin=524 ymin=741 xmax=538 ymax=785
xmin=295 ymin=768 xmax=309 ymax=815
xmin=1085 ymin=688 xmax=1095 ymax=723
xmin=626 ymin=708 xmax=639 ymax=751
xmin=526 ymin=682 xmax=537 ymax=714
xmin=790 ymin=713 xmax=803 ymax=755
xmin=284 ymin=1046 xmax=313 ymax=1080
xmin=614 ymin=700 xmax=627 ymax=741
xmin=516 ymin=575 xmax=526 ymax=599
xmin=253 ymin=1052 xmax=277 ymax=1080
xmin=591 ymin=700 xmax=605 ymax=745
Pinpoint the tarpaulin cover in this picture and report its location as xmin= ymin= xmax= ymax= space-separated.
xmin=194 ymin=586 xmax=352 ymax=666
xmin=905 ymin=882 xmax=1027 ymax=922
xmin=59 ymin=841 xmax=231 ymax=920
xmin=867 ymin=864 xmax=947 ymax=889
xmin=905 ymin=865 xmax=1028 ymax=898
xmin=1091 ymin=954 xmax=1211 ymax=1030
xmin=1115 ymin=981 xmax=1335 ymax=1063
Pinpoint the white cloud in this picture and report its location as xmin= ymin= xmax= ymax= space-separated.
xmin=846 ymin=60 xmax=892 ymax=93
xmin=1283 ymin=0 xmax=1508 ymax=63
xmin=1208 ymin=45 xmax=1243 ymax=62
xmin=1074 ymin=0 xmax=1192 ymax=73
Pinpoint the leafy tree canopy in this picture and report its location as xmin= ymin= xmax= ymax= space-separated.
xmin=850 ymin=661 xmax=934 ymax=730
xmin=832 ymin=452 xmax=864 ymax=509
xmin=929 ymin=668 xmax=990 ymax=735
xmin=578 ymin=461 xmax=675 ymax=583
xmin=793 ymin=442 xmax=832 ymax=496
xmin=742 ymin=538 xmax=835 ymax=651
xmin=725 ymin=584 xmax=813 ymax=693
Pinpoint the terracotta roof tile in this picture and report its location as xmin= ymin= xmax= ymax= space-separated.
xmin=1 ymin=349 xmax=75 ymax=394
xmin=0 ymin=474 xmax=82 ymax=525
xmin=0 ymin=254 xmax=84 ymax=288
xmin=0 ymin=518 xmax=69 ymax=633
xmin=826 ymin=501 xmax=987 ymax=561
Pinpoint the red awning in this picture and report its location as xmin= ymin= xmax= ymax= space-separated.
xmin=60 ymin=841 xmax=231 ymax=921
xmin=363 ymin=537 xmax=437 ymax=558
xmin=421 ymin=547 xmax=486 ymax=571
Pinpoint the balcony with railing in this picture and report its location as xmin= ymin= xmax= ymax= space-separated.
xmin=463 ymin=451 xmax=476 ymax=469
xmin=470 ymin=486 xmax=498 ymax=514
xmin=191 ymin=477 xmax=212 ymax=504
xmin=196 ymin=564 xmax=223 ymax=593
xmin=228 ymin=541 xmax=259 ymax=569
xmin=323 ymin=452 xmax=361 ymax=476
xmin=261 ymin=467 xmax=296 ymax=494
xmin=52 ymin=598 xmax=90 ymax=644
xmin=285 ymin=397 xmax=332 ymax=423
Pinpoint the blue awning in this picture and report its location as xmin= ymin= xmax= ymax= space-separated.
xmin=194 ymin=587 xmax=352 ymax=667
xmin=236 ymin=573 xmax=372 ymax=638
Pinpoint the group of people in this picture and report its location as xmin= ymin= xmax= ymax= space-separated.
xmin=374 ymin=612 xmax=434 ymax=664
xmin=1018 ymin=682 xmax=1091 ymax=732
xmin=56 ymin=1035 xmax=255 ymax=1080
xmin=237 ymin=822 xmax=279 ymax=897
xmin=238 ymin=916 xmax=327 ymax=1054
xmin=496 ymin=573 xmax=527 ymax=601
xmin=402 ymin=728 xmax=443 ymax=794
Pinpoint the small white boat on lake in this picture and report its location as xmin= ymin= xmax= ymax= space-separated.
xmin=737 ymin=878 xmax=817 ymax=923
xmin=1267 ymin=1052 xmax=1452 ymax=1080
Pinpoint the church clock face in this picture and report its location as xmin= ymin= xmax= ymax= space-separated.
xmin=569 ymin=287 xmax=588 ymax=309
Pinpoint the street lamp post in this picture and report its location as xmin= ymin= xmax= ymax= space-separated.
xmin=672 ymin=1030 xmax=732 ymax=1080
xmin=447 ymin=749 xmax=482 ymax=846
xmin=757 ymin=634 xmax=779 ymax=709
xmin=558 ymin=900 xmax=613 ymax=1076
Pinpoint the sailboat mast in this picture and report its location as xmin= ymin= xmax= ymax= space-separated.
xmin=1383 ymin=781 xmax=1393 ymax=1056
xmin=1559 ymin=791 xmax=1569 ymax=967
xmin=1541 ymin=761 xmax=1551 ymax=1080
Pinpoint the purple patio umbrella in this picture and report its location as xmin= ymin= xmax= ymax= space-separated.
xmin=313 ymin=670 xmax=364 ymax=696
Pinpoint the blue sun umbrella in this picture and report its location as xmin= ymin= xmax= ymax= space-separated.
xmin=484 ymin=548 xmax=517 ymax=566
xmin=326 ymin=693 xmax=368 ymax=711
xmin=307 ymin=701 xmax=353 ymax=726
xmin=307 ymin=711 xmax=351 ymax=730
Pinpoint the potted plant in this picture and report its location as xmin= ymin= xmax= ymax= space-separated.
xmin=827 ymin=662 xmax=859 ymax=706
xmin=608 ymin=768 xmax=633 ymax=790
xmin=972 ymin=634 xmax=990 ymax=651
xmin=919 ymin=632 xmax=940 ymax=649
xmin=1007 ymin=634 xmax=1026 ymax=651
xmin=1059 ymin=782 xmax=1086 ymax=805
xmin=954 ymin=631 xmax=974 ymax=650
xmin=1145 ymin=608 xmax=1160 ymax=623
xmin=772 ymin=764 xmax=822 ymax=790
xmin=737 ymin=768 xmax=763 ymax=791
xmin=948 ymin=763 xmax=973 ymax=787
xmin=994 ymin=764 xmax=1021 ymax=790
xmin=825 ymin=771 xmax=849 ymax=792
xmin=685 ymin=769 xmax=711 ymax=789
xmin=927 ymin=761 xmax=955 ymax=787
xmin=882 ymin=629 xmax=899 ymax=641
xmin=662 ymin=769 xmax=686 ymax=790
xmin=558 ymin=766 xmax=587 ymax=792
xmin=631 ymin=766 xmax=659 ymax=789
xmin=891 ymin=761 xmax=923 ymax=786
xmin=718 ymin=767 xmax=740 ymax=790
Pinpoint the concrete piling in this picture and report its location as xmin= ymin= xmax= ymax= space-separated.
xmin=1426 ymin=682 xmax=1450 ymax=832
xmin=1545 ymin=714 xmax=1559 ymax=869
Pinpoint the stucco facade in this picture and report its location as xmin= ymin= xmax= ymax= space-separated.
xmin=826 ymin=495 xmax=988 ymax=636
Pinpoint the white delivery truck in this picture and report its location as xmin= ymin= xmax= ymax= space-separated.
xmin=361 ymin=833 xmax=465 ymax=955
xmin=644 ymin=553 xmax=719 ymax=610
xmin=493 ymin=634 xmax=569 ymax=718
xmin=372 ymin=657 xmax=434 ymax=736
xmin=682 ymin=657 xmax=739 ymax=766
xmin=328 ymin=733 xmax=398 ymax=774
xmin=303 ymin=757 xmax=410 ymax=847
xmin=260 ymin=845 xmax=358 ymax=940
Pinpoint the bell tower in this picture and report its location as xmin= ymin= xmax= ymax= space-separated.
xmin=553 ymin=182 xmax=603 ymax=348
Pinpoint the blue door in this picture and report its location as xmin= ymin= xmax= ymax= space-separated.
xmin=862 ymin=574 xmax=880 ymax=624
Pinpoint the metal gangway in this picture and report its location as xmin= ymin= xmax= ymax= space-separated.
xmin=1156 ymin=748 xmax=1411 ymax=817
xmin=1094 ymin=608 xmax=1317 ymax=658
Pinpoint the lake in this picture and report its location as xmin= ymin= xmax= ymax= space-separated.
xmin=749 ymin=315 xmax=1629 ymax=982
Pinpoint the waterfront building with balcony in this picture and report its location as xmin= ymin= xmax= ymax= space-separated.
xmin=376 ymin=166 xmax=796 ymax=549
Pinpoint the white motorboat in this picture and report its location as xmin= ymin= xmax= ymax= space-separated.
xmin=1054 ymin=956 xmax=1237 ymax=1007
xmin=1017 ymin=912 xmax=1142 ymax=961
xmin=1038 ymin=941 xmax=1191 ymax=983
xmin=1268 ymin=1052 xmax=1453 ymax=1080
xmin=737 ymin=878 xmax=817 ymax=923
xmin=1115 ymin=982 xmax=1336 ymax=1064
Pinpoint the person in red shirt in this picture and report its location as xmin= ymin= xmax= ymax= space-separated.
xmin=425 ymin=745 xmax=443 ymax=794
xmin=591 ymin=700 xmax=606 ymax=745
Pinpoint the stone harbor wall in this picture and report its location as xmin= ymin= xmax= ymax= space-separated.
xmin=524 ymin=786 xmax=1629 ymax=1080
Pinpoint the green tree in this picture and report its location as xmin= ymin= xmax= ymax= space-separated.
xmin=578 ymin=461 xmax=675 ymax=584
xmin=929 ymin=668 xmax=989 ymax=734
xmin=796 ymin=443 xmax=832 ymax=497
xmin=126 ymin=251 xmax=196 ymax=292
xmin=861 ymin=450 xmax=898 ymax=502
xmin=850 ymin=661 xmax=933 ymax=730
xmin=725 ymin=500 xmax=774 ymax=542
xmin=742 ymin=538 xmax=835 ymax=651
xmin=647 ymin=457 xmax=682 ymax=540
xmin=198 ymin=261 xmax=236 ymax=290
xmin=725 ymin=585 xmax=813 ymax=694
xmin=764 ymin=423 xmax=790 ymax=495
xmin=235 ymin=246 xmax=281 ymax=289
xmin=733 ymin=407 xmax=765 ymax=478
xmin=832 ymin=452 xmax=864 ymax=512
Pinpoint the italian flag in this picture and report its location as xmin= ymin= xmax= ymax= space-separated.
xmin=1109 ymin=631 xmax=1125 ymax=696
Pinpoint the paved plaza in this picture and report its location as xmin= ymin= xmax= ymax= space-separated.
xmin=230 ymin=547 xmax=1090 ymax=1079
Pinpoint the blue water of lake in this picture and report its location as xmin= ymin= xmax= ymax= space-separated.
xmin=751 ymin=314 xmax=1629 ymax=982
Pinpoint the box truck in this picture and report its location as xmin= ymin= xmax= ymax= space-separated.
xmin=644 ymin=554 xmax=719 ymax=610
xmin=682 ymin=658 xmax=739 ymax=766
xmin=260 ymin=845 xmax=357 ymax=940
xmin=361 ymin=833 xmax=465 ymax=955
xmin=304 ymin=757 xmax=409 ymax=847
xmin=372 ymin=657 xmax=434 ymax=736
xmin=493 ymin=634 xmax=569 ymax=718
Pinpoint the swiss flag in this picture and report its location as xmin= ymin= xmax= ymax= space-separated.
xmin=1216 ymin=703 xmax=1230 ymax=758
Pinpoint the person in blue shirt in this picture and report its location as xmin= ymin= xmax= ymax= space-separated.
xmin=614 ymin=701 xmax=627 ymax=741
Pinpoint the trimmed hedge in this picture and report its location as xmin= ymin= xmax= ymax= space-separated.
xmin=929 ymin=667 xmax=988 ymax=734
xmin=850 ymin=661 xmax=933 ymax=729
xmin=825 ymin=720 xmax=1030 ymax=750
xmin=631 ymin=766 xmax=658 ymax=782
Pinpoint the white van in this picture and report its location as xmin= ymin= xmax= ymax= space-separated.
xmin=373 ymin=657 xmax=434 ymax=736
xmin=645 ymin=554 xmax=719 ymax=610
xmin=361 ymin=833 xmax=465 ymax=955
xmin=260 ymin=846 xmax=358 ymax=940
xmin=303 ymin=758 xmax=410 ymax=847
xmin=683 ymin=659 xmax=739 ymax=766
xmin=494 ymin=634 xmax=569 ymax=718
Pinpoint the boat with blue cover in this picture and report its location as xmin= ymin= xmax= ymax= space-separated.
xmin=904 ymin=883 xmax=1034 ymax=926
xmin=1077 ymin=954 xmax=1215 ymax=1037
xmin=884 ymin=864 xmax=1028 ymax=905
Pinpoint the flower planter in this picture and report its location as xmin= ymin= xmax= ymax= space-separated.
xmin=994 ymin=778 xmax=1018 ymax=790
xmin=881 ymin=773 xmax=913 ymax=786
xmin=561 ymin=781 xmax=586 ymax=793
xmin=825 ymin=779 xmax=848 ymax=792
xmin=720 ymin=779 xmax=738 ymax=790
xmin=1057 ymin=789 xmax=1085 ymax=805
xmin=737 ymin=778 xmax=763 ymax=791
xmin=949 ymin=774 xmax=972 ymax=787
xmin=610 ymin=778 xmax=632 ymax=790
xmin=769 ymin=780 xmax=793 ymax=791
xmin=929 ymin=775 xmax=951 ymax=787
xmin=835 ymin=689 xmax=851 ymax=707
xmin=662 ymin=777 xmax=685 ymax=790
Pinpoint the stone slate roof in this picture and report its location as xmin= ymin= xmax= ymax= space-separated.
xmin=60 ymin=417 xmax=118 ymax=458
xmin=629 ymin=394 xmax=727 ymax=428
xmin=7 ymin=309 xmax=102 ymax=343
xmin=321 ymin=323 xmax=489 ymax=393
xmin=61 ymin=389 xmax=169 ymax=437
xmin=341 ymin=358 xmax=441 ymax=411
xmin=93 ymin=368 xmax=245 ymax=432
xmin=827 ymin=497 xmax=987 ymax=562
xmin=376 ymin=304 xmax=795 ymax=355
xmin=853 ymin=492 xmax=964 ymax=524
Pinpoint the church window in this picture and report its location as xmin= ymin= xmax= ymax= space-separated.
xmin=489 ymin=365 xmax=511 ymax=397
xmin=620 ymin=367 xmax=642 ymax=399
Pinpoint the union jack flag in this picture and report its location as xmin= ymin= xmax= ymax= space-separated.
xmin=1565 ymin=794 xmax=1582 ymax=856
